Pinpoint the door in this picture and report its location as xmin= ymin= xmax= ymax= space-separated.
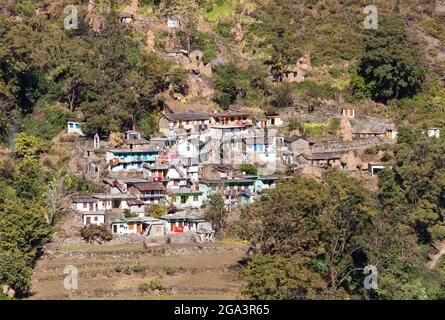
xmin=86 ymin=217 xmax=91 ymax=225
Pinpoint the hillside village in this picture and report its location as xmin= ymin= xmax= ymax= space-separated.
xmin=66 ymin=100 xmax=411 ymax=242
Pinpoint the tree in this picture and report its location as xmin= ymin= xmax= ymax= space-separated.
xmin=165 ymin=0 xmax=201 ymax=56
xmin=214 ymin=63 xmax=245 ymax=109
xmin=147 ymin=204 xmax=166 ymax=219
xmin=239 ymin=177 xmax=323 ymax=257
xmin=204 ymin=194 xmax=229 ymax=234
xmin=271 ymin=83 xmax=294 ymax=109
xmin=240 ymin=254 xmax=327 ymax=300
xmin=358 ymin=15 xmax=426 ymax=102
xmin=319 ymin=170 xmax=375 ymax=290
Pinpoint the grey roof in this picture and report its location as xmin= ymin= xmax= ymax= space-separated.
xmin=285 ymin=135 xmax=305 ymax=143
xmin=352 ymin=122 xmax=395 ymax=134
xmin=124 ymin=138 xmax=150 ymax=145
xmin=71 ymin=195 xmax=97 ymax=203
xmin=305 ymin=152 xmax=342 ymax=160
xmin=165 ymin=112 xmax=210 ymax=122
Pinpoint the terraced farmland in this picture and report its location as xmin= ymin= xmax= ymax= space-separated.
xmin=29 ymin=241 xmax=247 ymax=300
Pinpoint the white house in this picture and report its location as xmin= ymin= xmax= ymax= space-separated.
xmin=428 ymin=128 xmax=441 ymax=138
xmin=165 ymin=165 xmax=190 ymax=189
xmin=67 ymin=120 xmax=85 ymax=136
xmin=82 ymin=211 xmax=106 ymax=225
xmin=111 ymin=217 xmax=166 ymax=236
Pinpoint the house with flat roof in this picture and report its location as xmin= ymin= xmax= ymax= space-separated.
xmin=211 ymin=111 xmax=251 ymax=126
xmin=159 ymin=112 xmax=211 ymax=135
xmin=106 ymin=148 xmax=160 ymax=172
xmin=161 ymin=212 xmax=212 ymax=234
xmin=352 ymin=122 xmax=397 ymax=141
xmin=67 ymin=119 xmax=85 ymax=136
xmin=167 ymin=189 xmax=204 ymax=209
xmin=111 ymin=217 xmax=166 ymax=236
xmin=300 ymin=152 xmax=342 ymax=168
xmin=82 ymin=211 xmax=106 ymax=226
xmin=199 ymin=177 xmax=255 ymax=206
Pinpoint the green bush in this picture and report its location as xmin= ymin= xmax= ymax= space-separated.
xmin=138 ymin=277 xmax=164 ymax=295
xmin=132 ymin=262 xmax=146 ymax=274
xmin=240 ymin=164 xmax=258 ymax=175
xmin=21 ymin=107 xmax=73 ymax=141
xmin=165 ymin=267 xmax=176 ymax=276
xmin=328 ymin=68 xmax=342 ymax=79
xmin=124 ymin=209 xmax=137 ymax=218
xmin=192 ymin=33 xmax=217 ymax=65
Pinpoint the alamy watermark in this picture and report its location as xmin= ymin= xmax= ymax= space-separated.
xmin=363 ymin=5 xmax=378 ymax=30
xmin=63 ymin=265 xmax=78 ymax=290
xmin=64 ymin=5 xmax=78 ymax=30
xmin=363 ymin=265 xmax=378 ymax=290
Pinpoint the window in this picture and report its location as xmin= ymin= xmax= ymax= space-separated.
xmin=193 ymin=195 xmax=199 ymax=202
xmin=181 ymin=196 xmax=187 ymax=204
xmin=69 ymin=123 xmax=74 ymax=128
xmin=83 ymin=203 xmax=87 ymax=208
xmin=75 ymin=123 xmax=79 ymax=129
xmin=94 ymin=217 xmax=98 ymax=222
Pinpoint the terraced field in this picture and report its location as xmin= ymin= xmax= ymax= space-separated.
xmin=29 ymin=241 xmax=248 ymax=300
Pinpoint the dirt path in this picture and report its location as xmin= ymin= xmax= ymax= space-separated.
xmin=427 ymin=240 xmax=445 ymax=269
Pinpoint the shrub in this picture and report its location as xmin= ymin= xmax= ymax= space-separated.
xmin=328 ymin=118 xmax=340 ymax=135
xmin=165 ymin=267 xmax=176 ymax=276
xmin=80 ymin=224 xmax=113 ymax=243
xmin=138 ymin=277 xmax=164 ymax=295
xmin=132 ymin=262 xmax=146 ymax=274
xmin=115 ymin=264 xmax=122 ymax=273
xmin=328 ymin=68 xmax=342 ymax=79
xmin=240 ymin=164 xmax=258 ymax=176
xmin=124 ymin=209 xmax=137 ymax=218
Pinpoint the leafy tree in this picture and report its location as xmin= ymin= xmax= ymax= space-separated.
xmin=240 ymin=254 xmax=327 ymax=300
xmin=358 ymin=15 xmax=426 ymax=102
xmin=148 ymin=204 xmax=166 ymax=219
xmin=204 ymin=194 xmax=229 ymax=234
xmin=213 ymin=63 xmax=245 ymax=108
xmin=271 ymin=83 xmax=294 ymax=109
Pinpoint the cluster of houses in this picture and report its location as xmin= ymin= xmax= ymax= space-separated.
xmin=68 ymin=106 xmax=442 ymax=242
